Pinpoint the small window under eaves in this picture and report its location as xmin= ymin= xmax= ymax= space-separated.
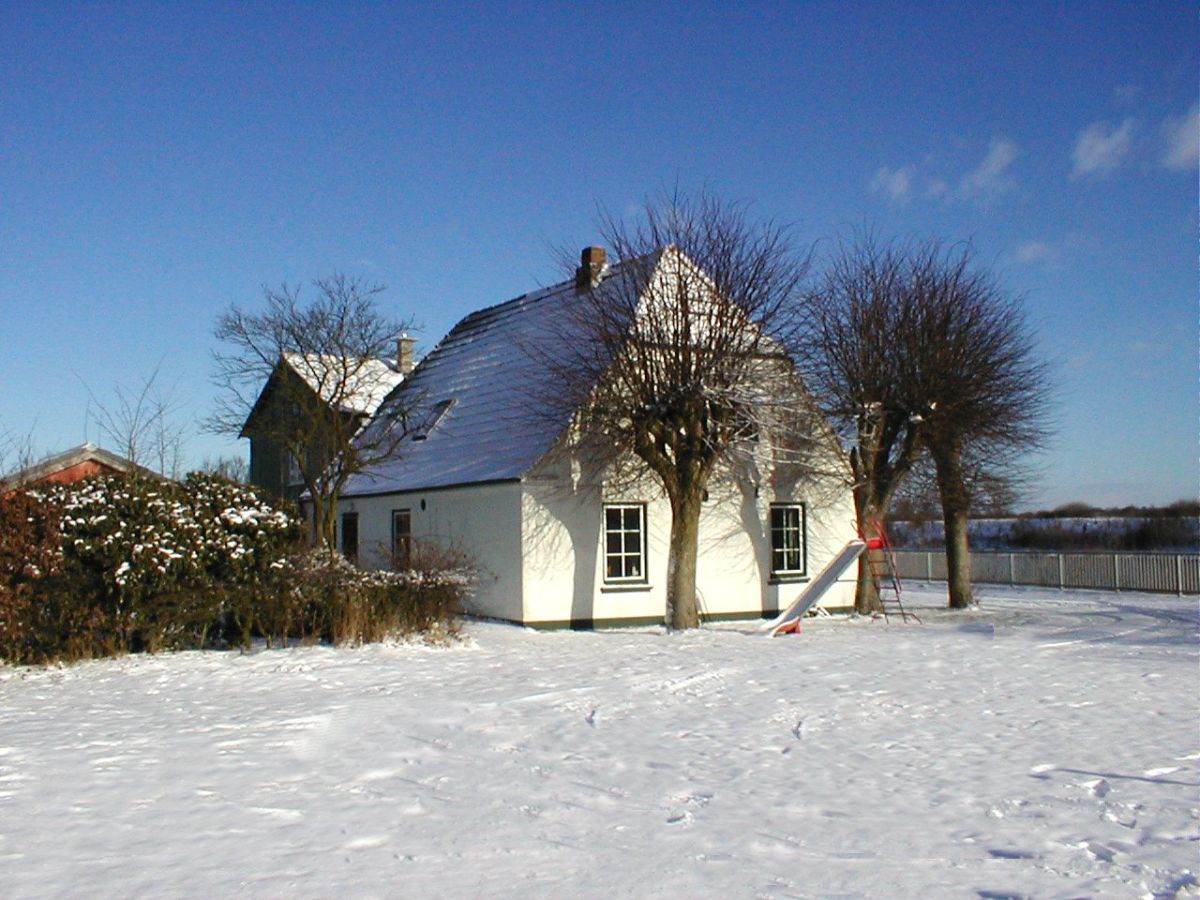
xmin=413 ymin=398 xmax=456 ymax=441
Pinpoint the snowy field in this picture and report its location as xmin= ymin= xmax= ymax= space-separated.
xmin=1 ymin=586 xmax=1197 ymax=899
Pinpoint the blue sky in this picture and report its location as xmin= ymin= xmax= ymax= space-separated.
xmin=1 ymin=2 xmax=1195 ymax=509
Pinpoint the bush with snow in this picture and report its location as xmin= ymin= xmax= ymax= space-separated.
xmin=0 ymin=473 xmax=468 ymax=664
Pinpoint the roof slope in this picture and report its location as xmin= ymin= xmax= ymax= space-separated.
xmin=342 ymin=259 xmax=644 ymax=496
xmin=2 ymin=442 xmax=154 ymax=487
xmin=281 ymin=353 xmax=404 ymax=415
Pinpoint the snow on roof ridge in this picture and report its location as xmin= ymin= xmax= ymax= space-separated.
xmin=281 ymin=352 xmax=405 ymax=415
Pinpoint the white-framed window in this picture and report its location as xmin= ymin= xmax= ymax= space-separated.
xmin=604 ymin=503 xmax=646 ymax=583
xmin=391 ymin=508 xmax=412 ymax=569
xmin=770 ymin=503 xmax=806 ymax=577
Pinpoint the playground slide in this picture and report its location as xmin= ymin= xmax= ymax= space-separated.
xmin=760 ymin=539 xmax=866 ymax=636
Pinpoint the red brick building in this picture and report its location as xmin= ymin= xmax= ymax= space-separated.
xmin=1 ymin=443 xmax=152 ymax=493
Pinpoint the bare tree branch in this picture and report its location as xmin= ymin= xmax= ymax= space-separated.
xmin=207 ymin=274 xmax=414 ymax=549
xmin=796 ymin=234 xmax=1051 ymax=611
xmin=86 ymin=364 xmax=188 ymax=479
xmin=534 ymin=190 xmax=820 ymax=629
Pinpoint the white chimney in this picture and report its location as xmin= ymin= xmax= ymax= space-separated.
xmin=397 ymin=334 xmax=417 ymax=375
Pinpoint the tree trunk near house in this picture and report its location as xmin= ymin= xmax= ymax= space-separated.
xmin=931 ymin=442 xmax=974 ymax=608
xmin=852 ymin=488 xmax=884 ymax=615
xmin=312 ymin=496 xmax=337 ymax=552
xmin=666 ymin=486 xmax=703 ymax=630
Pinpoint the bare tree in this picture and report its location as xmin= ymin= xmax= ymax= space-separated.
xmin=797 ymin=237 xmax=927 ymax=614
xmin=907 ymin=246 xmax=1050 ymax=608
xmin=87 ymin=365 xmax=188 ymax=479
xmin=798 ymin=236 xmax=1049 ymax=612
xmin=199 ymin=454 xmax=249 ymax=483
xmin=0 ymin=426 xmax=39 ymax=490
xmin=539 ymin=191 xmax=812 ymax=629
xmin=891 ymin=449 xmax=1021 ymax=523
xmin=208 ymin=274 xmax=413 ymax=549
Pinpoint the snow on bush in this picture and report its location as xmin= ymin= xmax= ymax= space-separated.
xmin=0 ymin=474 xmax=469 ymax=664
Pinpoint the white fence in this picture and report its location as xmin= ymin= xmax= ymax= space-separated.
xmin=893 ymin=549 xmax=1200 ymax=595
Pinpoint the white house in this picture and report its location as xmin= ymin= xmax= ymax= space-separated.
xmin=336 ymin=248 xmax=858 ymax=627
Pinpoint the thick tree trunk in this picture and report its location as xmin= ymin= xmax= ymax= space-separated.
xmin=312 ymin=495 xmax=337 ymax=551
xmin=932 ymin=444 xmax=975 ymax=609
xmin=852 ymin=488 xmax=884 ymax=615
xmin=666 ymin=487 xmax=703 ymax=629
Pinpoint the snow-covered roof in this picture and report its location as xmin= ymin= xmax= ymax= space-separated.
xmin=342 ymin=258 xmax=646 ymax=496
xmin=281 ymin=353 xmax=404 ymax=416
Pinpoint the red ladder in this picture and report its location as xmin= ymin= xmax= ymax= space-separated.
xmin=859 ymin=519 xmax=917 ymax=622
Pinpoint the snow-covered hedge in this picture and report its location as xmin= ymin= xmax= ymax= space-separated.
xmin=0 ymin=474 xmax=468 ymax=664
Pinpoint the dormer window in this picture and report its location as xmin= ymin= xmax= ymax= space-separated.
xmin=412 ymin=398 xmax=456 ymax=441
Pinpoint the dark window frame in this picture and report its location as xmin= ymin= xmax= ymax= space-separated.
xmin=769 ymin=503 xmax=807 ymax=578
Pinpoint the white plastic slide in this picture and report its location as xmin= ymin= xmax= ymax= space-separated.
xmin=760 ymin=539 xmax=866 ymax=636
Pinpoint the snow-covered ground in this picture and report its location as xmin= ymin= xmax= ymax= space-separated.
xmin=1 ymin=586 xmax=1196 ymax=899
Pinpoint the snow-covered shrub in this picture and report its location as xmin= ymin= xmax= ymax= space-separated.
xmin=1 ymin=473 xmax=467 ymax=664
xmin=0 ymin=490 xmax=65 ymax=663
xmin=9 ymin=474 xmax=302 ymax=660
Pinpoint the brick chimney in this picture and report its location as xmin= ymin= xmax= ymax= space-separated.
xmin=575 ymin=246 xmax=607 ymax=291
xmin=397 ymin=333 xmax=416 ymax=375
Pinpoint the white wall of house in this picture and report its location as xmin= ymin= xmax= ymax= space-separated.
xmin=343 ymin=452 xmax=857 ymax=627
xmin=518 ymin=449 xmax=858 ymax=626
xmin=340 ymin=481 xmax=525 ymax=621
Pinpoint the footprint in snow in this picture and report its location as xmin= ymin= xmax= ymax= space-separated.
xmin=671 ymin=791 xmax=712 ymax=808
xmin=1081 ymin=841 xmax=1116 ymax=863
xmin=1084 ymin=778 xmax=1111 ymax=798
xmin=987 ymin=848 xmax=1038 ymax=860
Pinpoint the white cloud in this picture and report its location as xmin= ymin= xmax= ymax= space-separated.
xmin=959 ymin=137 xmax=1019 ymax=200
xmin=1015 ymin=240 xmax=1057 ymax=265
xmin=870 ymin=165 xmax=915 ymax=203
xmin=925 ymin=177 xmax=949 ymax=200
xmin=1162 ymin=104 xmax=1199 ymax=171
xmin=1071 ymin=118 xmax=1136 ymax=178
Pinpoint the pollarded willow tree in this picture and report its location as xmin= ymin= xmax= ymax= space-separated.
xmin=798 ymin=237 xmax=1049 ymax=612
xmin=208 ymin=275 xmax=415 ymax=550
xmin=906 ymin=246 xmax=1050 ymax=608
xmin=539 ymin=191 xmax=814 ymax=629
xmin=797 ymin=237 xmax=928 ymax=613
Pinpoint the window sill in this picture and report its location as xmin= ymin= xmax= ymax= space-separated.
xmin=601 ymin=582 xmax=653 ymax=593
xmin=769 ymin=574 xmax=810 ymax=585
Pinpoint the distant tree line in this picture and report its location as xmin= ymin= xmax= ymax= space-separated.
xmin=1019 ymin=500 xmax=1199 ymax=520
